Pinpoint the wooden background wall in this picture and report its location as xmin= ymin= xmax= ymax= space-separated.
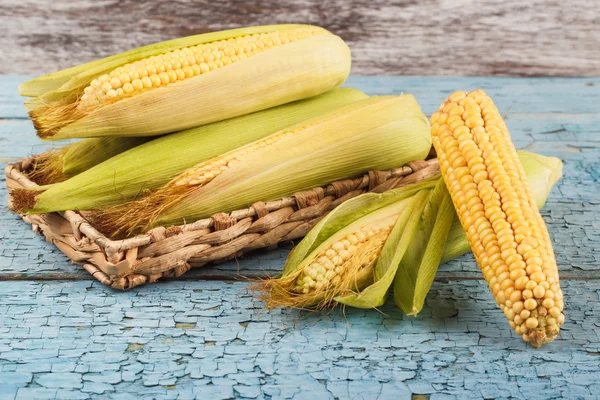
xmin=0 ymin=0 xmax=598 ymax=76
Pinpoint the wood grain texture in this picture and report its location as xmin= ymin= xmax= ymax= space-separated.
xmin=0 ymin=0 xmax=599 ymax=76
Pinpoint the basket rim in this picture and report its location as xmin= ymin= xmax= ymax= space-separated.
xmin=6 ymin=155 xmax=440 ymax=289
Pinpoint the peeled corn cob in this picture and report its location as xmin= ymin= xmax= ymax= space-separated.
xmin=91 ymin=94 xmax=432 ymax=238
xmin=25 ymin=137 xmax=150 ymax=185
xmin=442 ymin=151 xmax=563 ymax=264
xmin=15 ymin=88 xmax=368 ymax=214
xmin=23 ymin=25 xmax=351 ymax=140
xmin=430 ymin=90 xmax=564 ymax=347
xmin=258 ymin=151 xmax=561 ymax=311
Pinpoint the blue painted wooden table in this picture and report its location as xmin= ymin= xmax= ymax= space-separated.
xmin=1 ymin=76 xmax=599 ymax=400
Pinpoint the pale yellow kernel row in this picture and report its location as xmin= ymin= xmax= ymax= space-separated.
xmin=294 ymin=219 xmax=395 ymax=295
xmin=171 ymin=130 xmax=293 ymax=188
xmin=78 ymin=27 xmax=324 ymax=111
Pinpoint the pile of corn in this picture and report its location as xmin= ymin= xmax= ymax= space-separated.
xmin=258 ymin=91 xmax=564 ymax=348
xmin=13 ymin=25 xmax=564 ymax=347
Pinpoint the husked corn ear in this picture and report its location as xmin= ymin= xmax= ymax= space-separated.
xmin=16 ymin=88 xmax=368 ymax=215
xmin=91 ymin=94 xmax=432 ymax=238
xmin=442 ymin=150 xmax=563 ymax=264
xmin=25 ymin=25 xmax=351 ymax=140
xmin=431 ymin=90 xmax=564 ymax=347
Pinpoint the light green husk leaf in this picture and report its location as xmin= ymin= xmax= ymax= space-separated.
xmin=62 ymin=137 xmax=152 ymax=175
xmin=154 ymin=95 xmax=432 ymax=229
xmin=21 ymin=88 xmax=368 ymax=214
xmin=393 ymin=179 xmax=454 ymax=315
xmin=335 ymin=189 xmax=429 ymax=308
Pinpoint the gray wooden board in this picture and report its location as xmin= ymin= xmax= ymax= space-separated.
xmin=1 ymin=0 xmax=599 ymax=77
xmin=0 ymin=280 xmax=598 ymax=399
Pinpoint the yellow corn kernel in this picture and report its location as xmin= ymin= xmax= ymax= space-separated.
xmin=430 ymin=90 xmax=564 ymax=348
xmin=77 ymin=26 xmax=324 ymax=112
xmin=293 ymin=221 xmax=395 ymax=295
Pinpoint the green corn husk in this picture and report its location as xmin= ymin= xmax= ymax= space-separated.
xmin=15 ymin=88 xmax=368 ymax=214
xmin=91 ymin=94 xmax=433 ymax=238
xmin=392 ymin=179 xmax=454 ymax=314
xmin=334 ymin=190 xmax=430 ymax=309
xmin=62 ymin=137 xmax=152 ymax=176
xmin=25 ymin=137 xmax=150 ymax=185
xmin=256 ymin=150 xmax=562 ymax=311
xmin=23 ymin=25 xmax=351 ymax=140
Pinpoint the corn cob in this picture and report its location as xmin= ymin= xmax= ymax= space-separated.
xmin=25 ymin=137 xmax=150 ymax=185
xmin=257 ymin=151 xmax=561 ymax=311
xmin=23 ymin=25 xmax=351 ymax=140
xmin=91 ymin=94 xmax=432 ymax=238
xmin=15 ymin=88 xmax=368 ymax=214
xmin=442 ymin=151 xmax=563 ymax=264
xmin=430 ymin=90 xmax=564 ymax=347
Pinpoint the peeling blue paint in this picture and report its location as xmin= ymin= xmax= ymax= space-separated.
xmin=1 ymin=76 xmax=600 ymax=399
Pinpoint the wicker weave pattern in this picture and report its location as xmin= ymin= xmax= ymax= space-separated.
xmin=6 ymin=158 xmax=439 ymax=290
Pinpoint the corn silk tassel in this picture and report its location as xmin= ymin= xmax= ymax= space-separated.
xmin=14 ymin=88 xmax=367 ymax=214
xmin=22 ymin=25 xmax=351 ymax=140
xmin=24 ymin=146 xmax=69 ymax=185
xmin=256 ymin=150 xmax=561 ymax=312
xmin=89 ymin=95 xmax=432 ymax=239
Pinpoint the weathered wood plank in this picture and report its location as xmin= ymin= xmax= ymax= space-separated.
xmin=0 ymin=74 xmax=598 ymax=398
xmin=0 ymin=280 xmax=597 ymax=399
xmin=1 ymin=0 xmax=599 ymax=76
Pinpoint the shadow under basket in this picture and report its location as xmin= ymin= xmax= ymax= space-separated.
xmin=6 ymin=157 xmax=440 ymax=290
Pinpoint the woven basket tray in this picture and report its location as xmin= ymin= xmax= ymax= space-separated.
xmin=6 ymin=157 xmax=440 ymax=289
